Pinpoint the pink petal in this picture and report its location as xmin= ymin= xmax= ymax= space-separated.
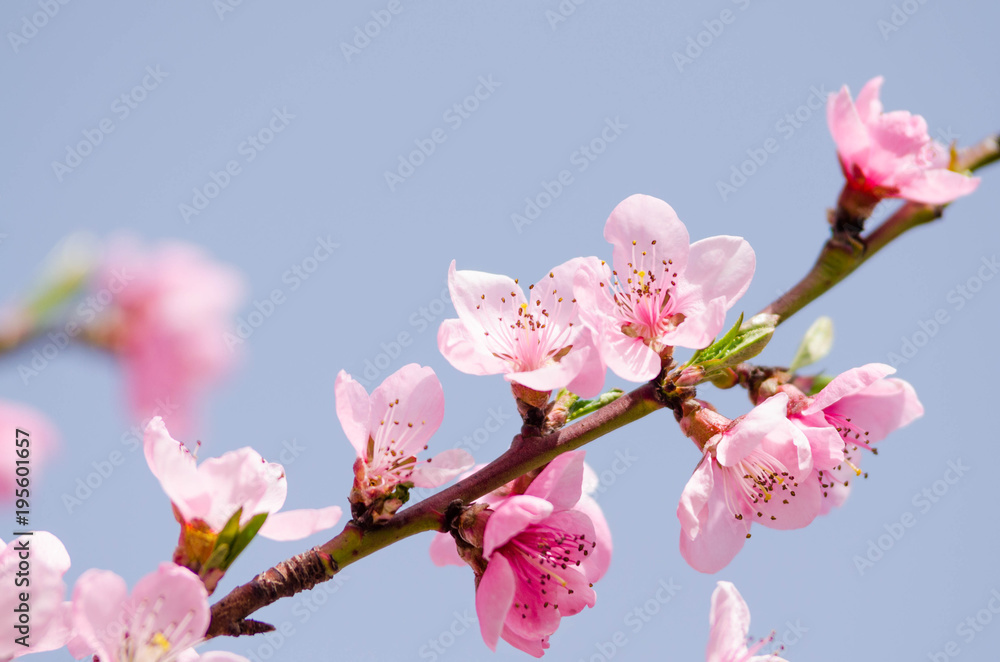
xmin=679 ymin=463 xmax=748 ymax=574
xmin=854 ymin=76 xmax=884 ymax=124
xmin=447 ymin=260 xmax=522 ymax=345
xmin=0 ymin=533 xmax=71 ymax=658
xmin=829 ymin=377 xmax=924 ymax=444
xmin=409 ymin=448 xmax=475 ymax=488
xmin=70 ymin=569 xmax=129 ymax=659
xmin=827 ymin=84 xmax=871 ymax=168
xmin=257 ymin=506 xmax=343 ymax=541
xmin=499 ymin=627 xmax=549 ymax=658
xmin=524 ymin=451 xmax=585 ymax=511
xmin=677 ymin=454 xmax=714 ymax=539
xmin=803 ymin=363 xmax=895 ymax=415
xmin=369 ymin=364 xmax=445 ymax=458
xmin=755 ymin=463 xmax=822 ymax=531
xmin=483 ymin=496 xmax=554 ymax=558
xmin=193 ymin=653 xmax=253 ymax=662
xmin=535 ymin=256 xmax=590 ymax=330
xmin=896 ymin=169 xmax=980 ymax=205
xmin=437 ymin=318 xmax=507 ymax=376
xmin=334 ymin=370 xmax=372 ymax=457
xmin=143 ymin=417 xmax=204 ymax=518
xmin=504 ymin=344 xmax=591 ymax=393
xmin=476 ymin=553 xmax=517 ymax=652
xmin=564 ymin=328 xmax=607 ymax=398
xmin=869 ymin=109 xmax=930 ymax=159
xmin=603 ymin=194 xmax=690 ymax=280
xmin=680 ymin=236 xmax=755 ymax=309
xmin=706 ymin=581 xmax=751 ymax=662
xmin=429 ymin=532 xmax=465 ymax=567
xmin=197 ymin=448 xmax=287 ymax=530
xmin=716 ymin=394 xmax=789 ymax=467
xmin=131 ymin=563 xmax=210 ymax=649
xmin=660 ymin=295 xmax=728 ymax=351
xmin=793 ymin=416 xmax=848 ymax=471
xmin=574 ymin=495 xmax=612 ymax=582
xmin=601 ymin=331 xmax=662 ymax=382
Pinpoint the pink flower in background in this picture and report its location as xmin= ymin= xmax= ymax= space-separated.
xmin=0 ymin=402 xmax=58 ymax=501
xmin=677 ymin=394 xmax=819 ymax=574
xmin=574 ymin=194 xmax=755 ymax=382
xmin=144 ymin=417 xmax=342 ymax=541
xmin=474 ymin=452 xmax=611 ymax=657
xmin=69 ymin=562 xmax=248 ymax=662
xmin=828 ymin=76 xmax=980 ymax=205
xmin=96 ymin=237 xmax=246 ymax=436
xmin=0 ymin=532 xmax=72 ymax=659
xmin=336 ymin=364 xmax=474 ymax=501
xmin=439 ymin=258 xmax=605 ymax=397
xmin=707 ymin=582 xmax=788 ymax=662
xmin=784 ymin=363 xmax=923 ymax=513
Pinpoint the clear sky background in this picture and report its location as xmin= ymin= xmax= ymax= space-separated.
xmin=2 ymin=1 xmax=999 ymax=660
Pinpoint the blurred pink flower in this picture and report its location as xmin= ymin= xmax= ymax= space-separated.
xmin=0 ymin=401 xmax=58 ymax=501
xmin=144 ymin=417 xmax=342 ymax=542
xmin=68 ymin=562 xmax=248 ymax=662
xmin=707 ymin=582 xmax=788 ymax=662
xmin=471 ymin=452 xmax=611 ymax=657
xmin=574 ymin=194 xmax=754 ymax=382
xmin=0 ymin=532 xmax=72 ymax=659
xmin=96 ymin=238 xmax=245 ymax=435
xmin=784 ymin=363 xmax=923 ymax=513
xmin=336 ymin=364 xmax=474 ymax=516
xmin=828 ymin=76 xmax=979 ymax=205
xmin=677 ymin=394 xmax=818 ymax=574
xmin=438 ymin=258 xmax=605 ymax=397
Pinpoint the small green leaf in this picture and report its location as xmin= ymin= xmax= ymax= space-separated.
xmin=566 ymin=389 xmax=624 ymax=422
xmin=222 ymin=512 xmax=269 ymax=570
xmin=215 ymin=507 xmax=244 ymax=551
xmin=682 ymin=313 xmax=777 ymax=383
xmin=790 ymin=316 xmax=834 ymax=373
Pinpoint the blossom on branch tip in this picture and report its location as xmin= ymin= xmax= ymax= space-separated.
xmin=336 ymin=364 xmax=474 ymax=521
xmin=677 ymin=394 xmax=818 ymax=574
xmin=828 ymin=76 xmax=980 ymax=207
xmin=68 ymin=562 xmax=248 ymax=662
xmin=707 ymin=582 xmax=788 ymax=662
xmin=94 ymin=237 xmax=246 ymax=436
xmin=0 ymin=532 xmax=72 ymax=659
xmin=438 ymin=259 xmax=606 ymax=400
xmin=144 ymin=417 xmax=341 ymax=586
xmin=782 ymin=363 xmax=923 ymax=514
xmin=573 ymin=194 xmax=755 ymax=382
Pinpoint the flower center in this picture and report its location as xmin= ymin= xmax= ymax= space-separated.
xmin=597 ymin=240 xmax=680 ymax=341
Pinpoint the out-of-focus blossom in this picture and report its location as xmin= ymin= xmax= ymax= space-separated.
xmin=95 ymin=238 xmax=246 ymax=435
xmin=68 ymin=562 xmax=248 ymax=662
xmin=439 ymin=259 xmax=605 ymax=400
xmin=828 ymin=76 xmax=979 ymax=207
xmin=0 ymin=532 xmax=72 ymax=659
xmin=707 ymin=582 xmax=788 ymax=662
xmin=677 ymin=394 xmax=818 ymax=574
xmin=336 ymin=364 xmax=474 ymax=521
xmin=0 ymin=402 xmax=58 ymax=502
xmin=574 ymin=194 xmax=754 ymax=382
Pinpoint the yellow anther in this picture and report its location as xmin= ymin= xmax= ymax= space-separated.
xmin=152 ymin=633 xmax=171 ymax=651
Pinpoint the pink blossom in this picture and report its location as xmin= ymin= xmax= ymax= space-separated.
xmin=475 ymin=452 xmax=611 ymax=657
xmin=439 ymin=259 xmax=605 ymax=397
xmin=707 ymin=582 xmax=788 ymax=662
xmin=574 ymin=194 xmax=755 ymax=382
xmin=336 ymin=364 xmax=474 ymax=510
xmin=144 ymin=417 xmax=342 ymax=541
xmin=785 ymin=363 xmax=923 ymax=513
xmin=96 ymin=237 xmax=246 ymax=436
xmin=828 ymin=76 xmax=979 ymax=205
xmin=0 ymin=402 xmax=58 ymax=503
xmin=69 ymin=562 xmax=248 ymax=662
xmin=677 ymin=394 xmax=818 ymax=574
xmin=0 ymin=532 xmax=72 ymax=659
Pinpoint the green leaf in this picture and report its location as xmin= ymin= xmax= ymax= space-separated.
xmin=683 ymin=313 xmax=777 ymax=381
xmin=566 ymin=389 xmax=624 ymax=422
xmin=789 ymin=316 xmax=834 ymax=373
xmin=221 ymin=512 xmax=269 ymax=570
xmin=214 ymin=507 xmax=243 ymax=551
